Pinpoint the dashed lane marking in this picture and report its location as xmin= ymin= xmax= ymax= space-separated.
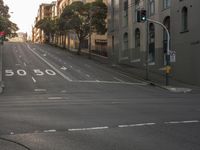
xmin=48 ymin=97 xmax=63 ymax=100
xmin=6 ymin=120 xmax=200 ymax=135
xmin=44 ymin=129 xmax=56 ymax=133
xmin=68 ymin=126 xmax=109 ymax=132
xmin=26 ymin=44 xmax=72 ymax=82
xmin=34 ymin=89 xmax=47 ymax=92
xmin=31 ymin=77 xmax=36 ymax=83
xmin=164 ymin=120 xmax=200 ymax=124
xmin=118 ymin=123 xmax=156 ymax=128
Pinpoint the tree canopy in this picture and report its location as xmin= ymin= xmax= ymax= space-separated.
xmin=0 ymin=0 xmax=18 ymax=36
xmin=59 ymin=0 xmax=107 ymax=54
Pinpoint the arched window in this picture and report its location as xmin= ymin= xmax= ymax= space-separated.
xmin=182 ymin=7 xmax=188 ymax=32
xmin=123 ymin=0 xmax=128 ymax=27
xmin=123 ymin=32 xmax=128 ymax=50
xmin=135 ymin=28 xmax=140 ymax=48
xmin=149 ymin=23 xmax=155 ymax=62
xmin=149 ymin=0 xmax=155 ymax=16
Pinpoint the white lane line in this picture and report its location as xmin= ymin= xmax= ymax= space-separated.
xmin=34 ymin=89 xmax=47 ymax=92
xmin=48 ymin=97 xmax=62 ymax=100
xmin=44 ymin=129 xmax=56 ymax=133
xmin=113 ymin=77 xmax=124 ymax=82
xmin=118 ymin=123 xmax=156 ymax=128
xmin=68 ymin=126 xmax=109 ymax=132
xmin=26 ymin=44 xmax=72 ymax=82
xmin=31 ymin=77 xmax=36 ymax=83
xmin=164 ymin=120 xmax=200 ymax=124
xmin=73 ymin=80 xmax=147 ymax=85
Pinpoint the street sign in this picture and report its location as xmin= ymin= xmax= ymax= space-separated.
xmin=0 ymin=31 xmax=5 ymax=36
xmin=169 ymin=50 xmax=176 ymax=63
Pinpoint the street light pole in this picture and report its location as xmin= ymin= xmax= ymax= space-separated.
xmin=147 ymin=18 xmax=171 ymax=86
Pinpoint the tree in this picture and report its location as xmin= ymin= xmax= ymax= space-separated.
xmin=0 ymin=0 xmax=18 ymax=37
xmin=59 ymin=0 xmax=107 ymax=55
xmin=35 ymin=17 xmax=58 ymax=43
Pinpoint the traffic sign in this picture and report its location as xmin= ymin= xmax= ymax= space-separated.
xmin=169 ymin=50 xmax=176 ymax=63
xmin=0 ymin=31 xmax=5 ymax=36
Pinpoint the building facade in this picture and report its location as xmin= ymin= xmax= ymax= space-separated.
xmin=32 ymin=3 xmax=55 ymax=43
xmin=108 ymin=0 xmax=200 ymax=86
xmin=171 ymin=0 xmax=200 ymax=85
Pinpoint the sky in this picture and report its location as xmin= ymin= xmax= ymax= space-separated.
xmin=4 ymin=0 xmax=54 ymax=36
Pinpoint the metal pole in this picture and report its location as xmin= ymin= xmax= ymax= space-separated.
xmin=145 ymin=0 xmax=149 ymax=80
xmin=147 ymin=18 xmax=171 ymax=86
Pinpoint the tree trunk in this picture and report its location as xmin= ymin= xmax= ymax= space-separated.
xmin=77 ymin=38 xmax=82 ymax=55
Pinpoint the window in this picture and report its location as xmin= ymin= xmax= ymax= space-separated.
xmin=123 ymin=0 xmax=128 ymax=27
xmin=181 ymin=7 xmax=188 ymax=32
xmin=163 ymin=16 xmax=170 ymax=54
xmin=149 ymin=23 xmax=155 ymax=62
xmin=149 ymin=0 xmax=155 ymax=16
xmin=135 ymin=28 xmax=140 ymax=48
xmin=135 ymin=0 xmax=140 ymax=6
xmin=163 ymin=0 xmax=170 ymax=9
xmin=123 ymin=32 xmax=128 ymax=50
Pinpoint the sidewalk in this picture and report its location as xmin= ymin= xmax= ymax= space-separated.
xmin=110 ymin=64 xmax=200 ymax=93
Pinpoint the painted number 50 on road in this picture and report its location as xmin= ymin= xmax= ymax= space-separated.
xmin=5 ymin=69 xmax=56 ymax=77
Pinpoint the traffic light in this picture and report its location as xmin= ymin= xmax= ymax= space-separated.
xmin=141 ymin=10 xmax=147 ymax=22
xmin=137 ymin=10 xmax=147 ymax=23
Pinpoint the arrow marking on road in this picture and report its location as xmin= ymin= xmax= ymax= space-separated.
xmin=26 ymin=44 xmax=72 ymax=82
xmin=61 ymin=66 xmax=67 ymax=70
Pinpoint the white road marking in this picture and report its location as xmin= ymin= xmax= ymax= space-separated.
xmin=48 ymin=97 xmax=62 ymax=100
xmin=73 ymin=80 xmax=147 ymax=85
xmin=23 ymin=62 xmax=27 ymax=67
xmin=164 ymin=120 xmax=200 ymax=124
xmin=68 ymin=126 xmax=109 ymax=132
xmin=44 ymin=129 xmax=56 ymax=133
xmin=43 ymin=54 xmax=47 ymax=57
xmin=118 ymin=123 xmax=156 ymax=128
xmin=61 ymin=90 xmax=67 ymax=93
xmin=61 ymin=66 xmax=67 ymax=70
xmin=86 ymin=74 xmax=90 ymax=77
xmin=31 ymin=77 xmax=36 ymax=83
xmin=15 ymin=64 xmax=20 ymax=66
xmin=26 ymin=44 xmax=72 ymax=82
xmin=113 ymin=77 xmax=124 ymax=82
xmin=34 ymin=89 xmax=47 ymax=92
xmin=10 ymin=132 xmax=14 ymax=135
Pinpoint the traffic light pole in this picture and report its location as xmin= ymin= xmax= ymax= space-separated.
xmin=147 ymin=18 xmax=171 ymax=86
